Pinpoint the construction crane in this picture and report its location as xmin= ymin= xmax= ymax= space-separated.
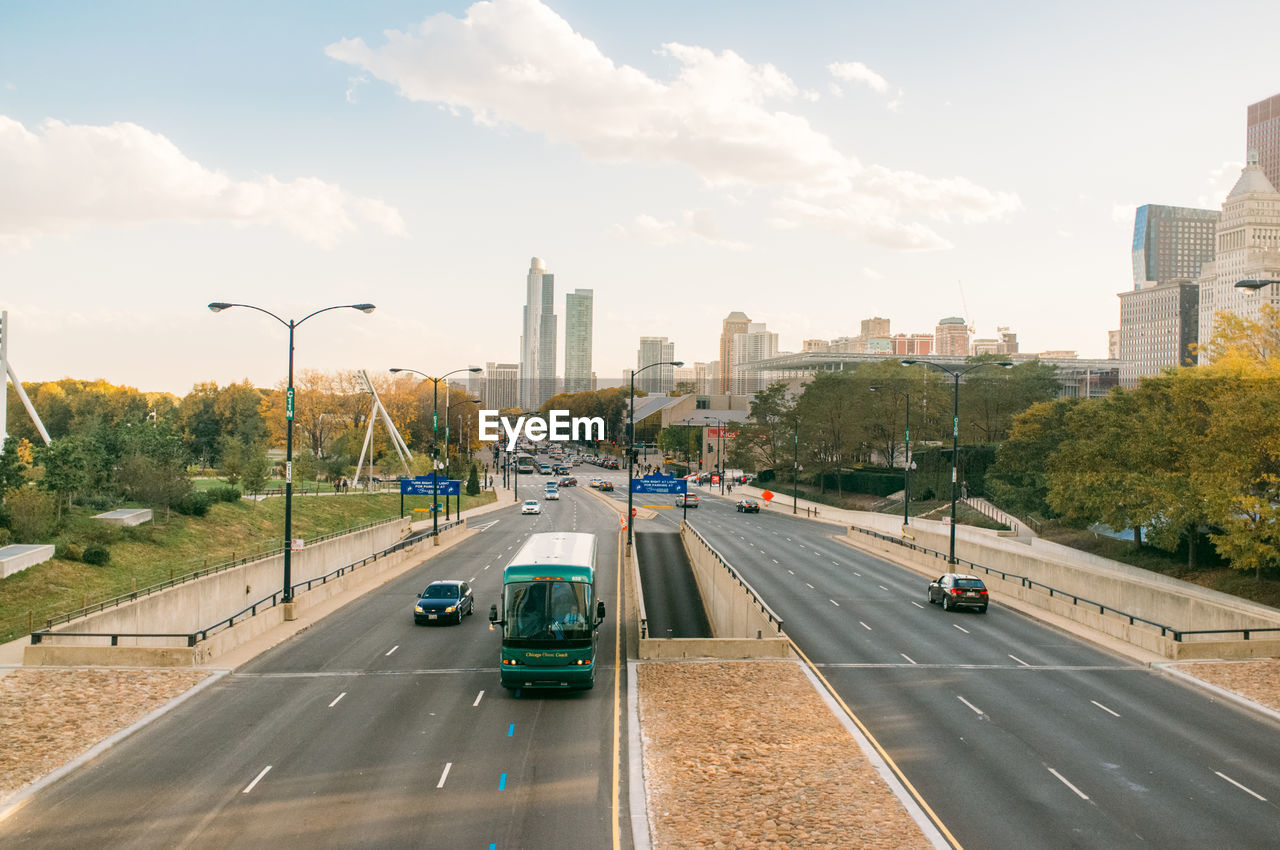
xmin=957 ymin=281 xmax=975 ymax=334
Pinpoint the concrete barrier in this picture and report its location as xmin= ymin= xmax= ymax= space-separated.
xmin=1 ymin=544 xmax=55 ymax=578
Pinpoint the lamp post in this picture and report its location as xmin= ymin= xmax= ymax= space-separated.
xmin=389 ymin=367 xmax=482 ymax=538
xmin=870 ymin=386 xmax=911 ymax=528
xmin=901 ymin=359 xmax=1012 ymax=564
xmin=208 ymin=300 xmax=375 ymax=604
xmin=628 ymin=360 xmax=683 ymax=547
xmin=792 ymin=415 xmax=799 ymax=515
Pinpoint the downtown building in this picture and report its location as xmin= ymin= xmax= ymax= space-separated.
xmin=483 ymin=362 xmax=519 ymax=412
xmin=934 ymin=317 xmax=970 ymax=356
xmin=1247 ymin=91 xmax=1280 ymax=191
xmin=1119 ymin=203 xmax=1218 ymax=385
xmin=730 ymin=322 xmax=780 ymax=394
xmin=564 ymin=288 xmax=594 ymax=394
xmin=520 ymin=257 xmax=557 ymax=409
xmin=636 ymin=337 xmax=676 ymax=394
xmin=718 ymin=311 xmax=751 ymax=394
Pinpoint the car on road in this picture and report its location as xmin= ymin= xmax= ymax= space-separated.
xmin=675 ymin=493 xmax=699 ymax=508
xmin=414 ymin=580 xmax=474 ymax=625
xmin=521 ymin=499 xmax=542 ymax=515
xmin=599 ymin=480 xmax=614 ymax=491
xmin=544 ymin=486 xmax=560 ymax=500
xmin=559 ymin=476 xmax=577 ymax=487
xmin=735 ymin=498 xmax=760 ymax=513
xmin=928 ymin=573 xmax=990 ymax=612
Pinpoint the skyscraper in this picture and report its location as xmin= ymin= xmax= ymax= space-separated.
xmin=564 ymin=289 xmax=594 ymax=394
xmin=484 ymin=362 xmax=519 ymax=411
xmin=719 ymin=311 xmax=751 ymax=394
xmin=934 ymin=317 xmax=970 ymax=356
xmin=637 ymin=337 xmax=676 ymax=394
xmin=730 ymin=322 xmax=779 ymax=394
xmin=1130 ymin=204 xmax=1218 ymax=288
xmin=520 ymin=257 xmax=557 ymax=409
xmin=1247 ymin=92 xmax=1280 ymax=190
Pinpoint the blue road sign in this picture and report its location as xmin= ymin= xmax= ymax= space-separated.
xmin=630 ymin=474 xmax=688 ymax=495
xmin=401 ymin=478 xmax=460 ymax=496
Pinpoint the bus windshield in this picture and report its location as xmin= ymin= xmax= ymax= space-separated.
xmin=501 ymin=580 xmax=593 ymax=642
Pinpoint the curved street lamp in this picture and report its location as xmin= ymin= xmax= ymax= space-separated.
xmin=208 ymin=301 xmax=375 ymax=605
xmin=389 ymin=367 xmax=482 ymax=538
xmin=901 ymin=359 xmax=1012 ymax=564
xmin=628 ymin=360 xmax=683 ymax=548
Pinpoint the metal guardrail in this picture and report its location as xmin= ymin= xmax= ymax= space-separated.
xmin=30 ymin=519 xmax=464 ymax=647
xmin=684 ymin=523 xmax=784 ymax=635
xmin=38 ymin=516 xmax=406 ymax=630
xmin=850 ymin=526 xmax=1280 ymax=643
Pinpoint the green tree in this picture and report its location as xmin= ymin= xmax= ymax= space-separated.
xmin=986 ymin=398 xmax=1080 ymax=517
xmin=36 ymin=436 xmax=90 ymax=521
xmin=291 ymin=449 xmax=320 ymax=489
xmin=116 ymin=422 xmax=192 ymax=519
xmin=5 ymin=486 xmax=55 ymax=543
xmin=241 ymin=442 xmax=270 ymax=495
xmin=793 ymin=371 xmax=861 ymax=494
xmin=734 ymin=382 xmax=795 ymax=474
xmin=466 ymin=463 xmax=481 ymax=496
xmin=0 ymin=436 xmax=29 ymax=495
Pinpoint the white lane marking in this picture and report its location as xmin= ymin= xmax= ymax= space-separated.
xmin=1048 ymin=768 xmax=1090 ymax=800
xmin=859 ymin=621 xmax=872 ymax=631
xmin=854 ymin=572 xmax=861 ymax=577
xmin=473 ymin=691 xmax=485 ymax=707
xmin=437 ymin=762 xmax=453 ymax=789
xmin=243 ymin=766 xmax=271 ymax=794
xmin=385 ymin=645 xmax=399 ymax=656
xmin=772 ymin=559 xmax=779 ymax=564
xmin=830 ymin=599 xmax=840 ymax=607
xmin=831 ymin=560 xmax=839 ymax=566
xmin=786 ymin=538 xmax=792 ymax=541
xmin=328 ymin=692 xmax=346 ymax=708
xmin=953 ymin=624 xmax=970 ymax=634
xmin=1090 ymin=700 xmax=1120 ymax=718
xmin=878 ymin=585 xmax=889 ymax=591
xmin=788 ymin=570 xmax=795 ymax=575
xmin=956 ymin=695 xmax=984 ymax=716
xmin=806 ymin=583 xmax=815 ymax=589
xmin=1215 ymin=771 xmax=1268 ymax=801
xmin=469 ymin=576 xmax=477 ymax=583
xmin=911 ymin=601 xmax=925 ymax=609
xmin=1009 ymin=654 xmax=1031 ymax=667
xmin=901 ymin=653 xmax=917 ymax=664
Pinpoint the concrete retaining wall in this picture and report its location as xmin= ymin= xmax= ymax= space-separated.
xmin=1 ymin=544 xmax=55 ymax=578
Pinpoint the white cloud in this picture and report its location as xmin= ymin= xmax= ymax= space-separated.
xmin=828 ymin=61 xmax=889 ymax=94
xmin=614 ymin=209 xmax=747 ymax=250
xmin=0 ymin=115 xmax=406 ymax=250
xmin=327 ymin=0 xmax=1017 ymax=252
xmin=1197 ymin=159 xmax=1243 ymax=209
xmin=345 ymin=74 xmax=370 ymax=103
xmin=1111 ymin=203 xmax=1138 ymax=228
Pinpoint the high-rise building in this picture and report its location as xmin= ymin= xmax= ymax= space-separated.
xmin=564 ymin=289 xmax=593 ymax=394
xmin=1108 ymin=330 xmax=1121 ymax=360
xmin=1247 ymin=92 xmax=1280 ymax=190
xmin=1131 ymin=204 xmax=1219 ymax=289
xmin=1197 ymin=152 xmax=1280 ymax=364
xmin=484 ymin=362 xmax=519 ymax=411
xmin=520 ymin=257 xmax=557 ymax=409
xmin=934 ymin=317 xmax=970 ymax=356
xmin=636 ymin=337 xmax=676 ymax=394
xmin=719 ymin=311 xmax=751 ymax=393
xmin=860 ymin=317 xmax=890 ymax=339
xmin=731 ymin=322 xmax=779 ymax=394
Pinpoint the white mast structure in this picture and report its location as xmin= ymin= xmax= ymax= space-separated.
xmin=352 ymin=369 xmax=413 ymax=488
xmin=1 ymin=311 xmax=53 ymax=453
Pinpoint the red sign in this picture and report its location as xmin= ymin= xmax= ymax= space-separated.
xmin=711 ymin=474 xmax=720 ymax=484
xmin=761 ymin=490 xmax=775 ymax=502
xmin=707 ymin=427 xmax=738 ymax=440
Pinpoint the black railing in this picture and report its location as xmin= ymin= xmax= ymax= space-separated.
xmin=850 ymin=526 xmax=1280 ymax=643
xmin=30 ymin=519 xmax=463 ymax=648
xmin=684 ymin=524 xmax=784 ymax=634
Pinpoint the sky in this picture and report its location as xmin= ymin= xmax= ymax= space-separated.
xmin=2 ymin=0 xmax=1278 ymax=396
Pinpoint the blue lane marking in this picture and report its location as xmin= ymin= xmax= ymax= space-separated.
xmin=507 ymin=723 xmax=515 ymax=737
xmin=499 ymin=773 xmax=508 ymax=790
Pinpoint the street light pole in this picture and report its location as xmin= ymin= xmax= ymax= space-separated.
xmin=389 ymin=367 xmax=481 ymax=538
xmin=901 ymin=359 xmax=1012 ymax=564
xmin=209 ymin=301 xmax=375 ymax=605
xmin=628 ymin=360 xmax=682 ymax=548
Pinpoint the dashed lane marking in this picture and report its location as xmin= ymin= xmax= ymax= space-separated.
xmin=1048 ymin=768 xmax=1089 ymax=801
xmin=242 ymin=766 xmax=271 ymax=794
xmin=328 ymin=692 xmax=346 ymax=708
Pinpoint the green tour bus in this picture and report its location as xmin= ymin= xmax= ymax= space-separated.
xmin=489 ymin=531 xmax=606 ymax=691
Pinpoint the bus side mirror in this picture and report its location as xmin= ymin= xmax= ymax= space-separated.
xmin=489 ymin=604 xmax=500 ymax=624
xmin=595 ymin=600 xmax=606 ymax=623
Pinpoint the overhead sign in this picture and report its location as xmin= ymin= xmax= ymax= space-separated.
xmin=630 ymin=474 xmax=688 ymax=495
xmin=401 ymin=478 xmax=461 ymax=496
xmin=706 ymin=427 xmax=737 ymax=440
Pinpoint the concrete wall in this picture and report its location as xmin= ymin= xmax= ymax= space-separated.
xmin=677 ymin=523 xmax=789 ymax=656
xmin=23 ymin=518 xmax=462 ymax=667
xmin=1 ymin=544 xmax=55 ymax=578
xmin=845 ymin=517 xmax=1280 ymax=660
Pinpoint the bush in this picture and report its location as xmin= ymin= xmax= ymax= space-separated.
xmin=0 ymin=528 xmax=11 ymax=547
xmin=208 ymin=485 xmax=242 ymax=503
xmin=174 ymin=491 xmax=211 ymax=517
xmin=55 ymin=542 xmax=84 ymax=561
xmin=82 ymin=545 xmax=111 ymax=566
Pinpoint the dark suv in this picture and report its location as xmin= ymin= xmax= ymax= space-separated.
xmin=928 ymin=573 xmax=989 ymax=613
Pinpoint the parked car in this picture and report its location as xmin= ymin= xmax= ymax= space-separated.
xmin=414 ymin=580 xmax=474 ymax=625
xmin=927 ymin=573 xmax=990 ymax=613
xmin=735 ymin=498 xmax=760 ymax=513
xmin=675 ymin=493 xmax=700 ymax=508
xmin=521 ymin=499 xmax=542 ymax=515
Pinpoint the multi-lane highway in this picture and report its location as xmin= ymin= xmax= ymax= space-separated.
xmin=1 ymin=483 xmax=634 ymax=849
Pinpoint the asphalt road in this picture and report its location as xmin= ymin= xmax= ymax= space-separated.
xmin=1 ymin=485 xmax=633 ymax=850
xmin=670 ymin=493 xmax=1280 ymax=849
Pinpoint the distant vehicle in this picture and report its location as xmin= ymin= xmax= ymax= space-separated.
xmin=559 ymin=476 xmax=577 ymax=487
xmin=928 ymin=574 xmax=989 ymax=613
xmin=414 ymin=580 xmax=474 ymax=625
xmin=521 ymin=499 xmax=542 ymax=515
xmin=544 ymin=485 xmax=560 ymax=500
xmin=599 ymin=481 xmax=614 ymax=492
xmin=735 ymin=498 xmax=760 ymax=513
xmin=489 ymin=532 xmax=606 ymax=691
xmin=540 ymin=463 xmax=553 ymax=475
xmin=675 ymin=494 xmax=699 ymax=508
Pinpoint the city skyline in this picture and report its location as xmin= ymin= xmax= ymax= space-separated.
xmin=2 ymin=1 xmax=1279 ymax=395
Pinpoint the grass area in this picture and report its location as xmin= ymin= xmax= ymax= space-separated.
xmin=0 ymin=489 xmax=495 ymax=642
xmin=787 ymin=486 xmax=1009 ymax=531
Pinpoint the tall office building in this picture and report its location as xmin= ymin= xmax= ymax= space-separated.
xmin=520 ymin=257 xmax=557 ymax=409
xmin=484 ymin=362 xmax=519 ymax=411
xmin=731 ymin=322 xmax=780 ymax=394
xmin=1197 ymin=152 xmax=1280 ymax=364
xmin=636 ymin=337 xmax=676 ymax=394
xmin=1130 ymin=204 xmax=1219 ymax=288
xmin=860 ymin=317 xmax=890 ymax=339
xmin=719 ymin=311 xmax=751 ymax=394
xmin=564 ymin=289 xmax=594 ymax=394
xmin=1247 ymin=92 xmax=1280 ymax=190
xmin=934 ymin=317 xmax=970 ymax=356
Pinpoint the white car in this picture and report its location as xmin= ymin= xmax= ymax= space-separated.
xmin=521 ymin=499 xmax=542 ymax=515
xmin=545 ymin=488 xmax=560 ymax=500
